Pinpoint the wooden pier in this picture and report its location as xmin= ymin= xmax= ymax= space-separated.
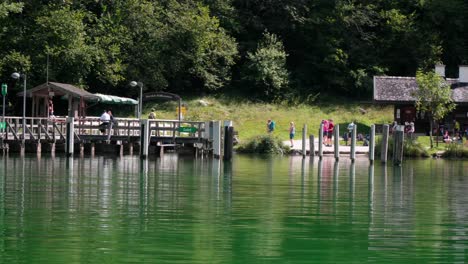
xmin=0 ymin=116 xmax=219 ymax=158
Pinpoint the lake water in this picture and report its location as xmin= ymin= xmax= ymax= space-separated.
xmin=0 ymin=154 xmax=467 ymax=263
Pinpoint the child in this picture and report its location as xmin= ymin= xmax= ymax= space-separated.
xmin=289 ymin=122 xmax=295 ymax=147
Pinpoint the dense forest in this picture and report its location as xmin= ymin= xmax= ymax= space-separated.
xmin=0 ymin=0 xmax=467 ymax=102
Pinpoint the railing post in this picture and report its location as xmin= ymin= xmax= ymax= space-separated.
xmin=334 ymin=124 xmax=340 ymax=161
xmin=223 ymin=121 xmax=233 ymax=161
xmin=309 ymin=135 xmax=315 ymax=157
xmin=381 ymin=124 xmax=389 ymax=163
xmin=369 ymin=124 xmax=375 ymax=163
xmin=66 ymin=117 xmax=74 ymax=157
xmin=140 ymin=119 xmax=149 ymax=159
xmin=318 ymin=123 xmax=323 ymax=159
xmin=302 ymin=124 xmax=307 ymax=157
xmin=350 ymin=124 xmax=356 ymax=162
xmin=213 ymin=121 xmax=221 ymax=159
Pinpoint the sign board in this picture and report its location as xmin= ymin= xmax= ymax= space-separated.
xmin=143 ymin=92 xmax=181 ymax=102
xmin=177 ymin=126 xmax=197 ymax=133
xmin=176 ymin=106 xmax=187 ymax=116
xmin=0 ymin=122 xmax=6 ymax=129
xmin=1 ymin=83 xmax=7 ymax=96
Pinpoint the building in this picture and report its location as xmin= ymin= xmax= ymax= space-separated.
xmin=373 ymin=65 xmax=468 ymax=134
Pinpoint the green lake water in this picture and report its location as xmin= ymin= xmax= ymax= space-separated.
xmin=0 ymin=154 xmax=467 ymax=263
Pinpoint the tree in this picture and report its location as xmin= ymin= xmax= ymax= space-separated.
xmin=414 ymin=70 xmax=456 ymax=148
xmin=242 ymin=31 xmax=289 ymax=100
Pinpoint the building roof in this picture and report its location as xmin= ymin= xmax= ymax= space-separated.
xmin=373 ymin=76 xmax=468 ymax=103
xmin=17 ymin=82 xmax=98 ymax=100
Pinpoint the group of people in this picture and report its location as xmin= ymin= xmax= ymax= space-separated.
xmin=321 ymin=119 xmax=335 ymax=147
xmin=442 ymin=119 xmax=465 ymax=143
xmin=266 ymin=118 xmax=341 ymax=148
xmin=266 ymin=119 xmax=296 ymax=147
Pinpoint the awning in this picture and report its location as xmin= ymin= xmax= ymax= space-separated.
xmin=91 ymin=93 xmax=139 ymax=105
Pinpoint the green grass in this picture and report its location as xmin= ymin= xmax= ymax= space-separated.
xmin=141 ymin=96 xmax=394 ymax=141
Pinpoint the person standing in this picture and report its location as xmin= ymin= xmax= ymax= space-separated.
xmin=327 ymin=119 xmax=334 ymax=146
xmin=48 ymin=98 xmax=54 ymax=117
xmin=409 ymin=120 xmax=415 ymax=139
xmin=289 ymin=122 xmax=295 ymax=147
xmin=267 ymin=119 xmax=275 ymax=134
xmin=321 ymin=119 xmax=329 ymax=146
xmin=148 ymin=108 xmax=156 ymax=119
xmin=347 ymin=121 xmax=355 ymax=145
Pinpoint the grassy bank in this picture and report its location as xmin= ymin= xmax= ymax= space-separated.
xmin=141 ymin=96 xmax=394 ymax=141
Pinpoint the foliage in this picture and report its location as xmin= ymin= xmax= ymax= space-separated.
xmin=375 ymin=137 xmax=429 ymax=158
xmin=414 ymin=70 xmax=456 ymax=148
xmin=242 ymin=31 xmax=289 ymax=100
xmin=237 ymin=135 xmax=288 ymax=154
xmin=442 ymin=143 xmax=468 ymax=158
xmin=0 ymin=0 xmax=468 ymax=103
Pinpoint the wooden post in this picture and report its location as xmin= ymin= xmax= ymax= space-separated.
xmin=393 ymin=125 xmax=404 ymax=166
xmin=381 ymin=124 xmax=389 ymax=163
xmin=350 ymin=124 xmax=356 ymax=162
xmin=334 ymin=124 xmax=340 ymax=161
xmin=318 ymin=123 xmax=323 ymax=159
xmin=213 ymin=121 xmax=221 ymax=159
xmin=140 ymin=119 xmax=149 ymax=159
xmin=309 ymin=135 xmax=315 ymax=157
xmin=369 ymin=124 xmax=375 ymax=163
xmin=302 ymin=124 xmax=307 ymax=157
xmin=223 ymin=121 xmax=233 ymax=161
xmin=66 ymin=117 xmax=74 ymax=157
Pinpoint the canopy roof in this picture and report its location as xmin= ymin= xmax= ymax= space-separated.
xmin=91 ymin=93 xmax=138 ymax=105
xmin=18 ymin=82 xmax=98 ymax=99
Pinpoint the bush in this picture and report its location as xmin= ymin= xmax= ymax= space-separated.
xmin=442 ymin=143 xmax=468 ymax=158
xmin=375 ymin=136 xmax=429 ymax=158
xmin=237 ymin=135 xmax=289 ymax=154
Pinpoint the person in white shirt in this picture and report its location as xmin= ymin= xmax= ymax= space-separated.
xmin=99 ymin=110 xmax=111 ymax=134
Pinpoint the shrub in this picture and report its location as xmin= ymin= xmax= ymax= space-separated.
xmin=442 ymin=143 xmax=468 ymax=158
xmin=375 ymin=136 xmax=429 ymax=158
xmin=237 ymin=135 xmax=289 ymax=154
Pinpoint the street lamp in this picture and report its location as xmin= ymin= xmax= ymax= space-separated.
xmin=11 ymin=72 xmax=26 ymax=141
xmin=130 ymin=81 xmax=143 ymax=119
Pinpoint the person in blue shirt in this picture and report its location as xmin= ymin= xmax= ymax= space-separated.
xmin=267 ymin=119 xmax=275 ymax=133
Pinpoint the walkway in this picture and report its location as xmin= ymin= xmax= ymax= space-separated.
xmin=286 ymin=139 xmax=370 ymax=154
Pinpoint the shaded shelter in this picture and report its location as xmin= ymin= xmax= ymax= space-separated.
xmin=18 ymin=82 xmax=98 ymax=118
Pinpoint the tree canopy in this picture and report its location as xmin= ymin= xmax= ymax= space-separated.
xmin=0 ymin=0 xmax=467 ymax=104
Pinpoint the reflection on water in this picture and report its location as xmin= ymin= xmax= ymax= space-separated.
xmin=0 ymin=154 xmax=467 ymax=263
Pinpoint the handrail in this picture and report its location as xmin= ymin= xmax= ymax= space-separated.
xmin=1 ymin=116 xmax=206 ymax=142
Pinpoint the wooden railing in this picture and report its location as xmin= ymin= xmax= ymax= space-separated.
xmin=0 ymin=116 xmax=206 ymax=142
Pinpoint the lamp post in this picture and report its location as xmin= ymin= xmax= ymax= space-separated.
xmin=130 ymin=81 xmax=143 ymax=119
xmin=12 ymin=72 xmax=26 ymax=141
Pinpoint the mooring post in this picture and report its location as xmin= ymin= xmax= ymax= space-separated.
xmin=66 ymin=117 xmax=74 ymax=157
xmin=223 ymin=120 xmax=233 ymax=161
xmin=381 ymin=124 xmax=389 ymax=163
xmin=309 ymin=135 xmax=315 ymax=157
xmin=213 ymin=121 xmax=221 ymax=159
xmin=393 ymin=125 xmax=404 ymax=166
xmin=302 ymin=124 xmax=307 ymax=157
xmin=369 ymin=124 xmax=375 ymax=163
xmin=334 ymin=124 xmax=340 ymax=161
xmin=350 ymin=124 xmax=356 ymax=162
xmin=139 ymin=119 xmax=149 ymax=159
xmin=318 ymin=123 xmax=323 ymax=159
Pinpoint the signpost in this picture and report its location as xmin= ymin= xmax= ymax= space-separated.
xmin=1 ymin=83 xmax=6 ymax=144
xmin=177 ymin=127 xmax=197 ymax=133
